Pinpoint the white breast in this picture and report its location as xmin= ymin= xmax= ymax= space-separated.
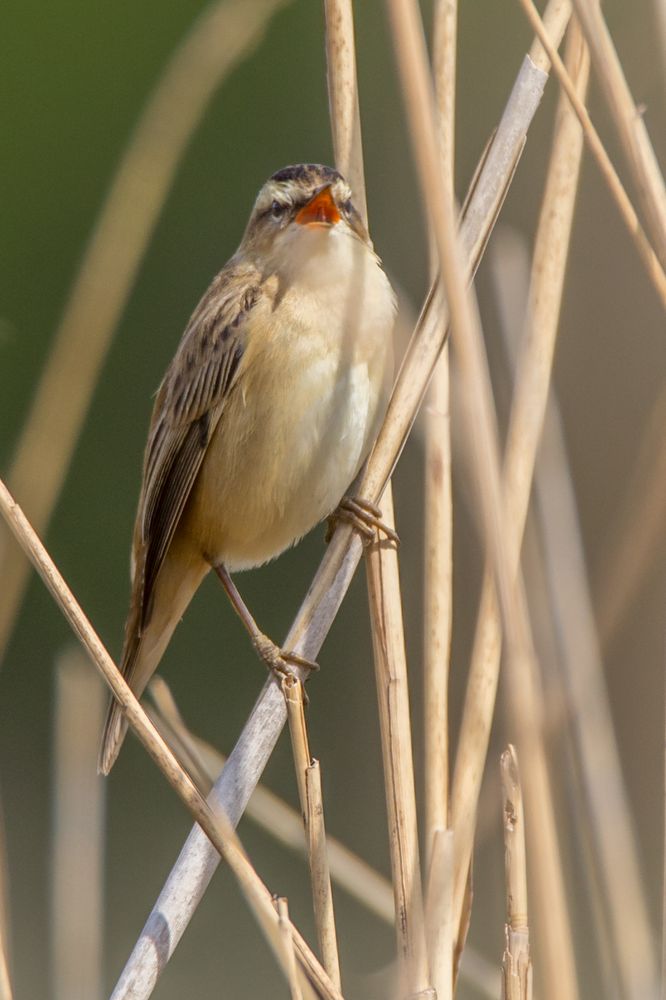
xmin=274 ymin=225 xmax=396 ymax=513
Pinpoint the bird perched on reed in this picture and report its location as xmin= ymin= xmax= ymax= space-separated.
xmin=99 ymin=163 xmax=396 ymax=775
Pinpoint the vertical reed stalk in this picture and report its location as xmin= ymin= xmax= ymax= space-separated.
xmin=326 ymin=3 xmax=430 ymax=994
xmin=365 ymin=490 xmax=430 ymax=996
xmin=451 ymin=17 xmax=591 ymax=1000
xmin=284 ymin=677 xmax=341 ymax=989
xmin=500 ymin=747 xmax=532 ymax=1000
xmin=276 ymin=897 xmax=308 ymax=1000
xmin=425 ymin=828 xmax=454 ymax=1000
xmin=517 ymin=0 xmax=666 ymax=306
xmin=423 ymin=0 xmax=456 ymax=866
xmin=571 ymin=0 xmax=666 ymax=266
xmin=52 ymin=649 xmax=106 ymax=1000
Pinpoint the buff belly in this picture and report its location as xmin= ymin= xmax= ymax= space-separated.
xmin=182 ymin=343 xmax=391 ymax=570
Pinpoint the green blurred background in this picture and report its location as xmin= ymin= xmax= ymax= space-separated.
xmin=1 ymin=1 xmax=664 ymax=997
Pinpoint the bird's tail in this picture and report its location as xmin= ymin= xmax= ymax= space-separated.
xmin=98 ymin=548 xmax=208 ymax=775
xmin=97 ymin=634 xmax=143 ymax=776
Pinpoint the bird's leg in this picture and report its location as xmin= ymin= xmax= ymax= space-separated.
xmin=326 ymin=494 xmax=400 ymax=546
xmin=213 ymin=564 xmax=319 ymax=679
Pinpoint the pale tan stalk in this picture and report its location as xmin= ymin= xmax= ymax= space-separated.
xmin=276 ymin=898 xmax=306 ymax=1000
xmin=365 ymin=489 xmax=430 ymax=997
xmin=324 ymin=0 xmax=366 ymax=221
xmin=383 ymin=9 xmax=578 ymax=997
xmin=527 ymin=0 xmax=572 ymax=71
xmin=147 ymin=676 xmax=394 ymax=918
xmin=0 ymin=0 xmax=290 ymax=665
xmin=451 ymin=2 xmax=589 ymax=885
xmin=0 ymin=479 xmax=343 ymax=1000
xmin=284 ymin=675 xmax=311 ymax=818
xmin=383 ymin=0 xmax=534 ymax=701
xmin=517 ymin=0 xmax=666 ymax=307
xmin=500 ymin=747 xmax=532 ymax=1000
xmin=325 ymin=4 xmax=429 ymax=994
xmin=571 ymin=0 xmax=666 ymax=267
xmin=109 ymin=39 xmax=555 ymax=997
xmin=52 ymin=649 xmax=105 ymax=1000
xmin=494 ymin=223 xmax=659 ymax=1000
xmin=425 ymin=828 xmax=454 ymax=1000
xmin=423 ymin=0 xmax=456 ymax=868
xmin=306 ymin=763 xmax=342 ymax=990
xmin=423 ymin=2 xmax=455 ymax=989
xmin=147 ymin=678 xmax=498 ymax=999
xmin=284 ymin=678 xmax=342 ymax=987
xmin=451 ymin=20 xmax=590 ymax=1000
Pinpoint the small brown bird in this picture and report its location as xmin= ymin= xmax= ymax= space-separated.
xmin=98 ymin=164 xmax=396 ymax=775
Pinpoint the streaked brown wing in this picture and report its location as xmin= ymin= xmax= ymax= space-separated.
xmin=134 ymin=264 xmax=261 ymax=631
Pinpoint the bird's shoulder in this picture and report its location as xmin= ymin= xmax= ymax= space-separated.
xmin=155 ymin=258 xmax=263 ymax=431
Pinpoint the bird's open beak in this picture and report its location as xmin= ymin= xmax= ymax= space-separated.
xmin=295 ymin=185 xmax=341 ymax=227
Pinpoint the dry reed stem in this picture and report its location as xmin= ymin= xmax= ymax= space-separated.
xmin=52 ymin=649 xmax=106 ymax=1000
xmin=425 ymin=828 xmax=454 ymax=1000
xmin=325 ymin=4 xmax=429 ymax=993
xmin=276 ymin=897 xmax=307 ymax=1000
xmin=109 ymin=39 xmax=555 ymax=996
xmin=324 ymin=0 xmax=366 ymax=222
xmin=306 ymin=763 xmax=342 ymax=990
xmin=458 ymin=20 xmax=589 ymax=998
xmin=493 ymin=226 xmax=659 ymax=1000
xmin=284 ymin=677 xmax=342 ymax=988
xmin=147 ymin=678 xmax=394 ymax=917
xmin=571 ymin=0 xmax=666 ymax=267
xmin=284 ymin=675 xmax=311 ymax=820
xmin=449 ymin=0 xmax=587 ymax=915
xmin=385 ymin=6 xmax=578 ymax=998
xmin=423 ymin=0 xmax=456 ymax=867
xmin=500 ymin=746 xmax=532 ymax=1000
xmin=529 ymin=379 xmax=659 ymax=996
xmin=0 ymin=0 xmax=289 ymax=666
xmin=517 ymin=0 xmax=666 ymax=308
xmin=527 ymin=0 xmax=572 ymax=72
xmin=422 ymin=3 xmax=455 ymax=990
xmin=147 ymin=678 xmax=499 ymax=999
xmin=383 ymin=0 xmax=542 ymax=731
xmin=365 ymin=489 xmax=430 ymax=997
xmin=0 ymin=479 xmax=344 ymax=1000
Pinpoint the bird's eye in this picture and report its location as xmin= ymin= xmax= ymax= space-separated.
xmin=270 ymin=200 xmax=286 ymax=220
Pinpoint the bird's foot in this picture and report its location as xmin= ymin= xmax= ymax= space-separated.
xmin=252 ymin=632 xmax=319 ymax=681
xmin=326 ymin=495 xmax=400 ymax=547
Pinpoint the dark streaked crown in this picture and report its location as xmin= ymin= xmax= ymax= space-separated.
xmin=253 ymin=164 xmax=350 ymax=219
xmin=240 ymin=163 xmax=371 ymax=253
xmin=269 ymin=163 xmax=342 ymax=187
